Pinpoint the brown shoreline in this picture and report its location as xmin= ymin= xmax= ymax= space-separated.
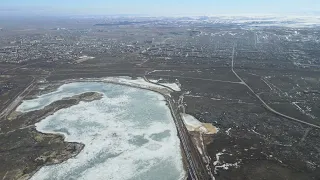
xmin=1 ymin=92 xmax=103 ymax=180
xmin=19 ymin=92 xmax=104 ymax=179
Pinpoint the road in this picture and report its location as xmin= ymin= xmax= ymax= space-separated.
xmin=148 ymin=74 xmax=242 ymax=84
xmin=0 ymin=72 xmax=209 ymax=179
xmin=0 ymin=76 xmax=36 ymax=120
xmin=144 ymin=76 xmax=210 ymax=180
xmin=231 ymin=46 xmax=320 ymax=129
xmin=167 ymin=98 xmax=199 ymax=180
xmin=47 ymin=71 xmax=242 ymax=85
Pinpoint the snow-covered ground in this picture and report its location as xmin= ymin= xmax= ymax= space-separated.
xmin=147 ymin=78 xmax=181 ymax=91
xmin=180 ymin=113 xmax=218 ymax=134
xmin=149 ymin=79 xmax=159 ymax=83
xmin=159 ymin=83 xmax=181 ymax=91
xmin=147 ymin=70 xmax=173 ymax=75
xmin=181 ymin=113 xmax=203 ymax=130
xmin=213 ymin=150 xmax=241 ymax=174
xmin=102 ymin=77 xmax=171 ymax=92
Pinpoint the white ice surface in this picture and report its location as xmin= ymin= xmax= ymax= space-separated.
xmin=17 ymin=82 xmax=103 ymax=112
xmin=17 ymin=82 xmax=185 ymax=180
xmin=17 ymin=77 xmax=173 ymax=113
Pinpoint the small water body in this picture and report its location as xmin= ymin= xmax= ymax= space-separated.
xmin=17 ymin=82 xmax=185 ymax=180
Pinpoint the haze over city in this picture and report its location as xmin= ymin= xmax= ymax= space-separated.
xmin=1 ymin=0 xmax=320 ymax=16
xmin=1 ymin=0 xmax=320 ymax=180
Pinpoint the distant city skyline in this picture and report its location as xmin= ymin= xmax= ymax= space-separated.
xmin=1 ymin=0 xmax=320 ymax=16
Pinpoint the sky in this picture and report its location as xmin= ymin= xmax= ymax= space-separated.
xmin=1 ymin=0 xmax=320 ymax=16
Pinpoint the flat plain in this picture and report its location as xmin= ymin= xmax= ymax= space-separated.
xmin=0 ymin=16 xmax=320 ymax=180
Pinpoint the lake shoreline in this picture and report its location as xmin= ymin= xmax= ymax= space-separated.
xmin=19 ymin=77 xmax=187 ymax=180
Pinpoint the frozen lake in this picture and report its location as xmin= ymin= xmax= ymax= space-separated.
xmin=17 ymin=82 xmax=185 ymax=180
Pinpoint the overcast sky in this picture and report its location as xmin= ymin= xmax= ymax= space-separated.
xmin=1 ymin=0 xmax=320 ymax=16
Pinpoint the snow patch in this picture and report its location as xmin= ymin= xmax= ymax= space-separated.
xmin=102 ymin=77 xmax=169 ymax=92
xmin=180 ymin=113 xmax=218 ymax=134
xmin=158 ymin=83 xmax=181 ymax=91
xmin=225 ymin=128 xmax=231 ymax=136
xmin=147 ymin=78 xmax=181 ymax=91
xmin=213 ymin=151 xmax=241 ymax=174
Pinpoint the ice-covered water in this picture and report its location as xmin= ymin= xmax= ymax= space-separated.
xmin=18 ymin=82 xmax=185 ymax=180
